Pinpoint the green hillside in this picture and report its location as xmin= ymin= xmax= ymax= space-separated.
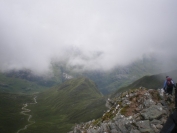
xmin=84 ymin=58 xmax=164 ymax=94
xmin=113 ymin=69 xmax=177 ymax=95
xmin=0 ymin=92 xmax=33 ymax=133
xmin=0 ymin=72 xmax=49 ymax=94
xmin=50 ymin=57 xmax=164 ymax=94
xmin=1 ymin=57 xmax=165 ymax=95
xmin=1 ymin=68 xmax=176 ymax=133
xmin=23 ymin=77 xmax=107 ymax=133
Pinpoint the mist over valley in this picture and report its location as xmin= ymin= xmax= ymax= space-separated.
xmin=1 ymin=0 xmax=177 ymax=133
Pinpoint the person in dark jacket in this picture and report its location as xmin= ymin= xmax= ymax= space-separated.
xmin=163 ymin=76 xmax=175 ymax=95
xmin=160 ymin=109 xmax=177 ymax=133
xmin=161 ymin=83 xmax=177 ymax=133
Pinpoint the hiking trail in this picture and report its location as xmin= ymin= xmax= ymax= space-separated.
xmin=16 ymin=96 xmax=37 ymax=133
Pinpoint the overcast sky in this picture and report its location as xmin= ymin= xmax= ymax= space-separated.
xmin=0 ymin=0 xmax=177 ymax=73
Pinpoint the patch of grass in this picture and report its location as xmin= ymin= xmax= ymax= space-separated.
xmin=0 ymin=72 xmax=49 ymax=94
xmin=120 ymin=105 xmax=129 ymax=115
xmin=92 ymin=118 xmax=102 ymax=126
xmin=22 ymin=77 xmax=106 ymax=133
xmin=0 ymin=92 xmax=33 ymax=133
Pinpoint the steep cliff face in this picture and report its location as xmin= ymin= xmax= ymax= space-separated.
xmin=69 ymin=88 xmax=175 ymax=133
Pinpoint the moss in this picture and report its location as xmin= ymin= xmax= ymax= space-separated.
xmin=120 ymin=105 xmax=129 ymax=115
xmin=101 ymin=110 xmax=115 ymax=122
xmin=92 ymin=118 xmax=101 ymax=126
xmin=121 ymin=91 xmax=128 ymax=98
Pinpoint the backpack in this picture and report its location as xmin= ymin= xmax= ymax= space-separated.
xmin=167 ymin=77 xmax=173 ymax=87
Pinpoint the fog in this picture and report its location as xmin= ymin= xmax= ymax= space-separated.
xmin=0 ymin=0 xmax=177 ymax=74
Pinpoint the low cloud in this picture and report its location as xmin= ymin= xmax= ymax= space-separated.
xmin=0 ymin=0 xmax=177 ymax=74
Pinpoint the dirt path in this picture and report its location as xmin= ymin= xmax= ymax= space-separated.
xmin=16 ymin=96 xmax=37 ymax=133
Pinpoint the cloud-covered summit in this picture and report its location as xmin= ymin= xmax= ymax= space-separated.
xmin=0 ymin=0 xmax=177 ymax=73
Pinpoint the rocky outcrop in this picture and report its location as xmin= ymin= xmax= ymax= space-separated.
xmin=68 ymin=88 xmax=175 ymax=133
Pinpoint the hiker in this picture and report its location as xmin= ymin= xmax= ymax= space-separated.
xmin=163 ymin=76 xmax=175 ymax=95
xmin=160 ymin=108 xmax=177 ymax=133
xmin=160 ymin=83 xmax=177 ymax=133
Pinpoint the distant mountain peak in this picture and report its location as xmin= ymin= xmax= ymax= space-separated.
xmin=57 ymin=77 xmax=102 ymax=97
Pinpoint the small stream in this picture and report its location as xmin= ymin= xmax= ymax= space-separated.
xmin=16 ymin=96 xmax=37 ymax=133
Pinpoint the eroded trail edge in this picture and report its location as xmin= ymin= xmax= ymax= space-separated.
xmin=16 ymin=96 xmax=37 ymax=133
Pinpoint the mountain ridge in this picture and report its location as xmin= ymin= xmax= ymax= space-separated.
xmin=2 ymin=57 xmax=165 ymax=95
xmin=0 ymin=72 xmax=49 ymax=94
xmin=1 ymin=68 xmax=177 ymax=132
xmin=69 ymin=88 xmax=175 ymax=133
xmin=113 ymin=69 xmax=177 ymax=96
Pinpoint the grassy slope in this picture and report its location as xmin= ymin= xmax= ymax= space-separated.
xmin=113 ymin=69 xmax=177 ymax=96
xmin=24 ymin=77 xmax=106 ymax=133
xmin=0 ymin=92 xmax=33 ymax=133
xmin=103 ymin=59 xmax=163 ymax=93
xmin=0 ymin=72 xmax=48 ymax=94
xmin=50 ymin=58 xmax=162 ymax=95
xmin=81 ymin=58 xmax=163 ymax=94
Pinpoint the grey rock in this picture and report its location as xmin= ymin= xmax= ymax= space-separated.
xmin=100 ymin=123 xmax=110 ymax=132
xmin=143 ymin=98 xmax=156 ymax=107
xmin=141 ymin=105 xmax=164 ymax=120
xmin=115 ymin=121 xmax=128 ymax=133
xmin=155 ymin=124 xmax=163 ymax=129
xmin=114 ymin=116 xmax=133 ymax=133
xmin=122 ymin=99 xmax=131 ymax=107
xmin=109 ymin=123 xmax=119 ymax=130
xmin=87 ymin=128 xmax=99 ymax=133
xmin=154 ymin=129 xmax=160 ymax=133
xmin=151 ymin=124 xmax=158 ymax=133
xmin=135 ymin=120 xmax=154 ymax=133
xmin=73 ymin=127 xmax=81 ymax=133
xmin=150 ymin=119 xmax=162 ymax=125
xmin=69 ymin=88 xmax=174 ymax=133
xmin=137 ymin=104 xmax=144 ymax=110
xmin=111 ymin=129 xmax=120 ymax=133
xmin=125 ymin=123 xmax=134 ymax=132
xmin=160 ymin=117 xmax=167 ymax=124
xmin=130 ymin=129 xmax=141 ymax=133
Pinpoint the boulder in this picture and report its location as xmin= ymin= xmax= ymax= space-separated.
xmin=140 ymin=105 xmax=165 ymax=120
xmin=135 ymin=120 xmax=154 ymax=133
